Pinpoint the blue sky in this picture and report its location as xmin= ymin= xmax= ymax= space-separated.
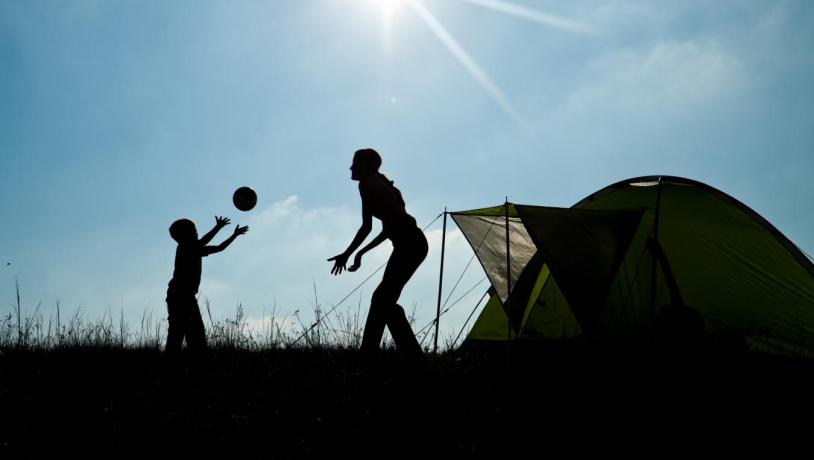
xmin=2 ymin=0 xmax=813 ymax=343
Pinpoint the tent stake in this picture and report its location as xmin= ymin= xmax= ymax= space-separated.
xmin=434 ymin=208 xmax=447 ymax=357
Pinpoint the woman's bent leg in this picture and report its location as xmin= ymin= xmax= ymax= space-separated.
xmin=388 ymin=304 xmax=422 ymax=355
xmin=360 ymin=292 xmax=389 ymax=354
xmin=359 ymin=230 xmax=427 ymax=355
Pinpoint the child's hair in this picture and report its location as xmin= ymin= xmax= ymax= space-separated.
xmin=169 ymin=219 xmax=196 ymax=243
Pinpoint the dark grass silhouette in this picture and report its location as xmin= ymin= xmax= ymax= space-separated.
xmin=1 ymin=293 xmax=812 ymax=455
xmin=1 ymin=342 xmax=812 ymax=456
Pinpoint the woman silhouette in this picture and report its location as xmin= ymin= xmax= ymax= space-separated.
xmin=328 ymin=148 xmax=426 ymax=356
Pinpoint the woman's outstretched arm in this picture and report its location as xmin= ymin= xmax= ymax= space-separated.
xmin=348 ymin=230 xmax=388 ymax=272
xmin=328 ymin=201 xmax=373 ymax=275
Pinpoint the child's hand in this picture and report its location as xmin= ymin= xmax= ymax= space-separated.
xmin=233 ymin=224 xmax=249 ymax=236
xmin=215 ymin=216 xmax=231 ymax=227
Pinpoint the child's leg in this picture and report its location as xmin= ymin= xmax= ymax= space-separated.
xmin=166 ymin=295 xmax=189 ymax=352
xmin=185 ymin=298 xmax=207 ymax=351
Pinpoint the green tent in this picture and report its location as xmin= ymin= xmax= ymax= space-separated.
xmin=452 ymin=176 xmax=814 ymax=355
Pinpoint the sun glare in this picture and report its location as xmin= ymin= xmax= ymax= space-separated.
xmin=367 ymin=0 xmax=404 ymax=31
xmin=355 ymin=0 xmax=597 ymax=125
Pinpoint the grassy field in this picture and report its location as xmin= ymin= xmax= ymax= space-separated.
xmin=2 ymin=342 xmax=813 ymax=457
xmin=2 ymin=297 xmax=813 ymax=457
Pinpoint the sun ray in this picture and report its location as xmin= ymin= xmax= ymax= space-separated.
xmin=380 ymin=0 xmax=401 ymax=45
xmin=459 ymin=0 xmax=599 ymax=35
xmin=407 ymin=0 xmax=525 ymax=126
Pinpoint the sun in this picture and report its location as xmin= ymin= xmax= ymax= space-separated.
xmin=370 ymin=0 xmax=405 ymax=31
xmin=362 ymin=0 xmax=406 ymax=48
xmin=371 ymin=0 xmax=404 ymax=12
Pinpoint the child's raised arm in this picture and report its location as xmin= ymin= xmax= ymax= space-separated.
xmin=203 ymin=224 xmax=249 ymax=255
xmin=199 ymin=216 xmax=230 ymax=245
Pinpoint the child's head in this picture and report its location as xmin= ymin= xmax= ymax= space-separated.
xmin=169 ymin=219 xmax=198 ymax=244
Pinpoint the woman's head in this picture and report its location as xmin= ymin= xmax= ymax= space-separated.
xmin=351 ymin=148 xmax=381 ymax=181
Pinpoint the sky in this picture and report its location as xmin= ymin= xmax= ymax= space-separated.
xmin=2 ymin=0 xmax=813 ymax=345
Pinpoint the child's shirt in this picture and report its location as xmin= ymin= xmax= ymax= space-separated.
xmin=168 ymin=242 xmax=207 ymax=294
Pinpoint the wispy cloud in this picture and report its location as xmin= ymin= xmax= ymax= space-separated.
xmin=565 ymin=40 xmax=743 ymax=114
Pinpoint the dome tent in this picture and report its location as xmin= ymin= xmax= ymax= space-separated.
xmin=452 ymin=176 xmax=814 ymax=355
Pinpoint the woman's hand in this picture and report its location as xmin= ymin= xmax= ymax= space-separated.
xmin=348 ymin=252 xmax=363 ymax=272
xmin=327 ymin=252 xmax=350 ymax=275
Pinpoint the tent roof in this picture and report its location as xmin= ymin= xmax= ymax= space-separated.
xmin=451 ymin=176 xmax=812 ymax=278
xmin=574 ymin=175 xmax=814 ymax=278
xmin=451 ymin=203 xmax=520 ymax=217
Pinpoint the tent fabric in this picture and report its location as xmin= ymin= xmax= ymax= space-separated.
xmin=467 ymin=288 xmax=519 ymax=340
xmin=454 ymin=176 xmax=814 ymax=355
xmin=514 ymin=206 xmax=645 ymax=336
xmin=451 ymin=212 xmax=536 ymax=303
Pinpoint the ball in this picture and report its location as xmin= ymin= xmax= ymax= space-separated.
xmin=233 ymin=186 xmax=257 ymax=212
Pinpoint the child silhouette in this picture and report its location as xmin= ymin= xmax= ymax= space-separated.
xmin=166 ymin=216 xmax=248 ymax=352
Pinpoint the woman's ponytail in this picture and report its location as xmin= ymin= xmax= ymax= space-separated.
xmin=378 ymin=172 xmax=406 ymax=208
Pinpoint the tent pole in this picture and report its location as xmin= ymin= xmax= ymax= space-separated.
xmin=434 ymin=208 xmax=447 ymax=357
xmin=505 ymin=199 xmax=512 ymax=351
xmin=649 ymin=178 xmax=664 ymax=337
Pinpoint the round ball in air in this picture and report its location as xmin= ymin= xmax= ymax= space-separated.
xmin=233 ymin=186 xmax=257 ymax=212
